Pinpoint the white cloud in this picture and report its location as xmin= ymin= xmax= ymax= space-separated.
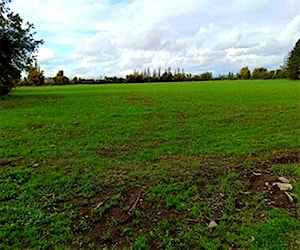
xmin=37 ymin=47 xmax=55 ymax=63
xmin=8 ymin=0 xmax=300 ymax=77
xmin=279 ymin=15 xmax=300 ymax=41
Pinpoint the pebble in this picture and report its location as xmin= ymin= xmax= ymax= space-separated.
xmin=208 ymin=220 xmax=218 ymax=229
xmin=274 ymin=182 xmax=293 ymax=191
xmin=277 ymin=177 xmax=290 ymax=184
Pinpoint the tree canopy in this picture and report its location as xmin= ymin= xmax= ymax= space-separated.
xmin=0 ymin=0 xmax=43 ymax=95
xmin=239 ymin=66 xmax=251 ymax=79
xmin=287 ymin=39 xmax=300 ymax=80
xmin=27 ymin=62 xmax=44 ymax=86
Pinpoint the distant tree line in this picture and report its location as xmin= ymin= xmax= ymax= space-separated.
xmin=16 ymin=38 xmax=300 ymax=87
xmin=16 ymin=64 xmax=290 ymax=87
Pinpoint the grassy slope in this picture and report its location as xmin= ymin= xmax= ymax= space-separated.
xmin=0 ymin=80 xmax=299 ymax=249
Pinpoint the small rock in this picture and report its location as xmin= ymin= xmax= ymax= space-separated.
xmin=208 ymin=220 xmax=218 ymax=229
xmin=274 ymin=182 xmax=293 ymax=191
xmin=32 ymin=163 xmax=39 ymax=167
xmin=277 ymin=177 xmax=290 ymax=184
xmin=253 ymin=172 xmax=262 ymax=176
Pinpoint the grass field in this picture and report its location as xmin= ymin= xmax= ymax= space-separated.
xmin=0 ymin=80 xmax=299 ymax=249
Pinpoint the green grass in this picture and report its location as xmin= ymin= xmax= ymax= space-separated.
xmin=0 ymin=80 xmax=299 ymax=249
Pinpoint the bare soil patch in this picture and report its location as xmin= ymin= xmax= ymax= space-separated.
xmin=71 ymin=149 xmax=299 ymax=248
xmin=28 ymin=123 xmax=44 ymax=130
xmin=127 ymin=96 xmax=155 ymax=106
xmin=249 ymin=172 xmax=295 ymax=209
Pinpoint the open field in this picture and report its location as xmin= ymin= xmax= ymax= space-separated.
xmin=0 ymin=80 xmax=299 ymax=249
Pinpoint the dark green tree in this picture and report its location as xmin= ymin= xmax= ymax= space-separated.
xmin=287 ymin=39 xmax=300 ymax=80
xmin=239 ymin=66 xmax=251 ymax=79
xmin=27 ymin=64 xmax=44 ymax=86
xmin=252 ymin=67 xmax=270 ymax=79
xmin=274 ymin=66 xmax=288 ymax=79
xmin=0 ymin=0 xmax=43 ymax=95
xmin=53 ymin=70 xmax=69 ymax=85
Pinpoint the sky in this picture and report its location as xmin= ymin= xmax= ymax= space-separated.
xmin=9 ymin=0 xmax=300 ymax=78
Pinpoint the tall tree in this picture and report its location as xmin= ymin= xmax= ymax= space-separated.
xmin=53 ymin=70 xmax=69 ymax=85
xmin=239 ymin=66 xmax=251 ymax=79
xmin=252 ymin=67 xmax=270 ymax=79
xmin=287 ymin=39 xmax=300 ymax=80
xmin=27 ymin=62 xmax=44 ymax=86
xmin=0 ymin=0 xmax=43 ymax=95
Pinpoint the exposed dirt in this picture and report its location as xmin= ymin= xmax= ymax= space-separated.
xmin=70 ymin=149 xmax=299 ymax=248
xmin=249 ymin=172 xmax=294 ymax=209
xmin=249 ymin=149 xmax=299 ymax=168
xmin=73 ymin=185 xmax=191 ymax=248
xmin=97 ymin=147 xmax=116 ymax=159
xmin=270 ymin=150 xmax=299 ymax=164
xmin=127 ymin=96 xmax=155 ymax=106
xmin=0 ymin=157 xmax=26 ymax=168
xmin=97 ymin=141 xmax=139 ymax=160
xmin=249 ymin=173 xmax=276 ymax=192
xmin=0 ymin=159 xmax=8 ymax=167
xmin=28 ymin=123 xmax=44 ymax=130
xmin=82 ymin=186 xmax=147 ymax=248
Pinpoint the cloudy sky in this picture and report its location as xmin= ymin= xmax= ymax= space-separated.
xmin=10 ymin=0 xmax=300 ymax=78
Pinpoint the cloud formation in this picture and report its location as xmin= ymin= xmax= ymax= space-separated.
xmin=10 ymin=0 xmax=300 ymax=77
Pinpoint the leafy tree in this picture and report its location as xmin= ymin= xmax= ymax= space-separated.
xmin=0 ymin=0 xmax=43 ymax=95
xmin=173 ymin=72 xmax=186 ymax=82
xmin=287 ymin=39 xmax=300 ymax=80
xmin=126 ymin=71 xmax=145 ymax=83
xmin=27 ymin=63 xmax=44 ymax=86
xmin=252 ymin=67 xmax=270 ymax=79
xmin=274 ymin=66 xmax=288 ymax=79
xmin=239 ymin=66 xmax=251 ymax=79
xmin=161 ymin=69 xmax=173 ymax=82
xmin=53 ymin=70 xmax=69 ymax=85
xmin=194 ymin=72 xmax=213 ymax=81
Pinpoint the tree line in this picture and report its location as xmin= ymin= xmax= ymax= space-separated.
xmin=1 ymin=0 xmax=299 ymax=95
xmin=17 ymin=63 xmax=293 ymax=87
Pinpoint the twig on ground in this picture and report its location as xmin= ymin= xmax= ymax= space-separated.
xmin=128 ymin=193 xmax=141 ymax=214
xmin=94 ymin=201 xmax=105 ymax=209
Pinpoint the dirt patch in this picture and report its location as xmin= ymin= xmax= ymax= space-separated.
xmin=127 ymin=96 xmax=155 ymax=106
xmin=73 ymin=185 xmax=191 ymax=248
xmin=0 ymin=157 xmax=26 ymax=168
xmin=248 ymin=149 xmax=300 ymax=169
xmin=0 ymin=159 xmax=9 ymax=167
xmin=249 ymin=173 xmax=276 ymax=192
xmin=270 ymin=150 xmax=299 ymax=164
xmin=86 ymin=186 xmax=147 ymax=247
xmin=97 ymin=147 xmax=116 ymax=159
xmin=72 ymin=149 xmax=299 ymax=248
xmin=28 ymin=123 xmax=44 ymax=130
xmin=97 ymin=141 xmax=139 ymax=160
xmin=249 ymin=172 xmax=294 ymax=209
